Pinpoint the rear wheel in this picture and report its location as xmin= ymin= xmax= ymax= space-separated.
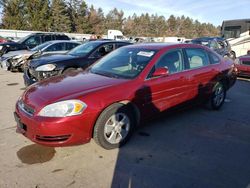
xmin=93 ymin=103 xmax=135 ymax=149
xmin=207 ymin=82 xmax=226 ymax=110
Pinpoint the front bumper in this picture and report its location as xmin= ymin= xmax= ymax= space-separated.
xmin=23 ymin=67 xmax=37 ymax=86
xmin=23 ymin=67 xmax=61 ymax=86
xmin=0 ymin=60 xmax=8 ymax=70
xmin=15 ymin=102 xmax=98 ymax=147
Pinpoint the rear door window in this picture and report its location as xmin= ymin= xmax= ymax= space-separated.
xmin=45 ymin=43 xmax=65 ymax=52
xmin=43 ymin=35 xmax=52 ymax=42
xmin=55 ymin=35 xmax=69 ymax=40
xmin=66 ymin=43 xmax=79 ymax=50
xmin=185 ymin=48 xmax=209 ymax=69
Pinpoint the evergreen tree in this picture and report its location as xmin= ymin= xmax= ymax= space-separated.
xmin=75 ymin=1 xmax=89 ymax=33
xmin=1 ymin=0 xmax=26 ymax=30
xmin=105 ymin=8 xmax=124 ymax=31
xmin=167 ymin=15 xmax=177 ymax=36
xmin=67 ymin=0 xmax=83 ymax=32
xmin=0 ymin=0 xmax=220 ymax=37
xmin=51 ymin=0 xmax=71 ymax=32
xmin=25 ymin=0 xmax=50 ymax=31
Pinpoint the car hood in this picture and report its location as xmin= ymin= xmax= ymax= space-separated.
xmin=22 ymin=71 xmax=128 ymax=111
xmin=2 ymin=50 xmax=30 ymax=58
xmin=29 ymin=54 xmax=80 ymax=68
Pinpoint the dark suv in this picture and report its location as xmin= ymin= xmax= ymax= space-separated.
xmin=0 ymin=33 xmax=70 ymax=56
xmin=18 ymin=33 xmax=70 ymax=49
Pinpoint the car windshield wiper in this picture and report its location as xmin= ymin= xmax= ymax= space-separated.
xmin=91 ymin=69 xmax=122 ymax=79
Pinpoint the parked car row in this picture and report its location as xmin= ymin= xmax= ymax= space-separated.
xmin=190 ymin=37 xmax=250 ymax=78
xmin=1 ymin=40 xmax=81 ymax=72
xmin=0 ymin=32 xmax=70 ymax=59
xmin=13 ymin=42 xmax=237 ymax=149
xmin=23 ymin=40 xmax=131 ymax=86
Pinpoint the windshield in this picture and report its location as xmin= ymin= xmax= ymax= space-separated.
xmin=31 ymin=41 xmax=53 ymax=51
xmin=18 ymin=34 xmax=32 ymax=43
xmin=68 ymin=42 xmax=100 ymax=56
xmin=91 ymin=47 xmax=158 ymax=79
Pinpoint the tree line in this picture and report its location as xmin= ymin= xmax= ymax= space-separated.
xmin=0 ymin=0 xmax=220 ymax=38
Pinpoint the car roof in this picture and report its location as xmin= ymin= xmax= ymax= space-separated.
xmin=123 ymin=43 xmax=203 ymax=50
xmin=29 ymin=33 xmax=67 ymax=36
xmin=47 ymin=40 xmax=81 ymax=44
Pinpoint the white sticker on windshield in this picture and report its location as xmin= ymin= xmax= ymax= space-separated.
xmin=137 ymin=51 xmax=154 ymax=57
xmin=0 ymin=46 xmax=2 ymax=50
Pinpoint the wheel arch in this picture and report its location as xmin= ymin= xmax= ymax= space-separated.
xmin=91 ymin=100 xmax=141 ymax=138
xmin=219 ymin=77 xmax=230 ymax=90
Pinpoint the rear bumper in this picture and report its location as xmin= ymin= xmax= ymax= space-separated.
xmin=15 ymin=102 xmax=98 ymax=147
xmin=236 ymin=65 xmax=250 ymax=78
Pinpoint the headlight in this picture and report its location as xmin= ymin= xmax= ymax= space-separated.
xmin=35 ymin=64 xmax=56 ymax=71
xmin=38 ymin=100 xmax=87 ymax=117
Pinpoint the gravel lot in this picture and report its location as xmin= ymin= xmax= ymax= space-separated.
xmin=0 ymin=69 xmax=250 ymax=188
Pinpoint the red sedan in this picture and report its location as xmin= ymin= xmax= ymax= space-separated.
xmin=15 ymin=43 xmax=237 ymax=149
xmin=236 ymin=55 xmax=250 ymax=77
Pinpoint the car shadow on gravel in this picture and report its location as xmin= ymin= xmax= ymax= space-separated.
xmin=16 ymin=144 xmax=56 ymax=165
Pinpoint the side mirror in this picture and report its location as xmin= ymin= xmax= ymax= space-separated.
xmin=152 ymin=67 xmax=169 ymax=77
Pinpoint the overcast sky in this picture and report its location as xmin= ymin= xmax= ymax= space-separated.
xmin=85 ymin=0 xmax=250 ymax=26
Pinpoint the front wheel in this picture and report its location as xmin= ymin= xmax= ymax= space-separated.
xmin=207 ymin=82 xmax=226 ymax=110
xmin=93 ymin=103 xmax=135 ymax=149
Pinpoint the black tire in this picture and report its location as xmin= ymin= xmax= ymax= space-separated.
xmin=206 ymin=82 xmax=226 ymax=110
xmin=93 ymin=103 xmax=135 ymax=149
